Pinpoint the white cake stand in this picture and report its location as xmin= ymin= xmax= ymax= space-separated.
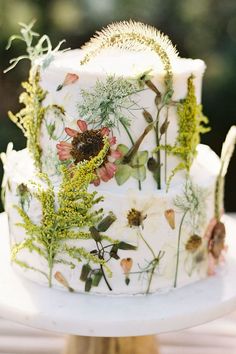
xmin=1 ymin=212 xmax=236 ymax=354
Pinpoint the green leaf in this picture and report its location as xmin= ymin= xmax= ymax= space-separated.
xmin=92 ymin=270 xmax=103 ymax=287
xmin=162 ymin=89 xmax=174 ymax=105
xmin=118 ymin=241 xmax=137 ymax=250
xmin=97 ymin=212 xmax=117 ymax=232
xmin=125 ymin=277 xmax=130 ymax=286
xmin=89 ymin=226 xmax=101 ymax=242
xmin=110 ymin=244 xmax=120 ymax=260
xmin=132 ymin=166 xmax=146 ymax=182
xmin=131 ymin=151 xmax=148 ymax=166
xmin=117 ymin=144 xmax=129 ymax=156
xmin=115 ymin=164 xmax=132 ymax=185
xmin=147 ymin=157 xmax=158 ymax=172
xmin=142 ymin=109 xmax=153 ymax=123
xmin=85 ymin=277 xmax=92 ymax=292
xmin=80 ymin=264 xmax=91 ymax=281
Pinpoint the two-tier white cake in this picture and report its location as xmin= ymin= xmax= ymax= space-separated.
xmin=2 ymin=21 xmax=235 ymax=295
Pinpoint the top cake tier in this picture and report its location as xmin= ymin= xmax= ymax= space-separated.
xmin=35 ymin=47 xmax=207 ymax=192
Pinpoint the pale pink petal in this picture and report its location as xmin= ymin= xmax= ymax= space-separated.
xmin=203 ymin=217 xmax=217 ymax=241
xmin=93 ymin=177 xmax=101 ymax=186
xmin=98 ymin=166 xmax=110 ymax=182
xmin=57 ymin=151 xmax=71 ymax=159
xmin=105 ymin=162 xmax=117 ymax=178
xmin=56 ymin=143 xmax=72 ymax=152
xmin=109 ymin=136 xmax=116 ymax=145
xmin=101 ymin=127 xmax=110 ymax=136
xmin=58 ymin=141 xmax=72 ymax=148
xmin=63 ymin=73 xmax=79 ymax=86
xmin=110 ymin=149 xmax=122 ymax=159
xmin=58 ymin=153 xmax=71 ymax=161
xmin=77 ymin=120 xmax=88 ymax=132
xmin=65 ymin=127 xmax=78 ymax=138
xmin=207 ymin=253 xmax=216 ymax=276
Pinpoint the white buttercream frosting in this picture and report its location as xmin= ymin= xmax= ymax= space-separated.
xmin=4 ymin=146 xmax=220 ymax=295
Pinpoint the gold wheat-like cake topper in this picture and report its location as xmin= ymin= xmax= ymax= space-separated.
xmin=80 ymin=20 xmax=179 ymax=94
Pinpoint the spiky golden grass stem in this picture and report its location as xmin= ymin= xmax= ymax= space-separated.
xmin=81 ymin=20 xmax=178 ymax=96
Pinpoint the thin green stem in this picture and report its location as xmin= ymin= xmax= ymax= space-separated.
xmin=48 ymin=256 xmax=53 ymax=288
xmin=120 ymin=119 xmax=135 ymax=145
xmin=165 ymin=129 xmax=167 ymax=185
xmin=146 ymin=263 xmax=156 ymax=294
xmin=100 ymin=264 xmax=112 ymax=291
xmin=174 ymin=210 xmax=188 ymax=288
xmin=138 ymin=228 xmax=156 ymax=259
xmin=164 ymin=108 xmax=169 ymax=185
xmin=120 ymin=119 xmax=141 ymax=190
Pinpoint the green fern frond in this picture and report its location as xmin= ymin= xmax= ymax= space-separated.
xmin=13 ymin=138 xmax=115 ymax=288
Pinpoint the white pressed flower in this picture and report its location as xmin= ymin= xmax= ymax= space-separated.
xmin=77 ymin=75 xmax=141 ymax=130
xmin=162 ymin=231 xmax=208 ymax=282
xmin=107 ymin=190 xmax=165 ymax=245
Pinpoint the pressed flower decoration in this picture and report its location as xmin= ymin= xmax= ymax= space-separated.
xmin=57 ymin=119 xmax=122 ymax=185
xmin=204 ymin=125 xmax=236 ymax=275
xmin=57 ymin=73 xmax=79 ymax=91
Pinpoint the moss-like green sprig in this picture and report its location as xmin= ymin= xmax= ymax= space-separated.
xmin=155 ymin=75 xmax=210 ymax=188
xmin=8 ymin=69 xmax=46 ymax=170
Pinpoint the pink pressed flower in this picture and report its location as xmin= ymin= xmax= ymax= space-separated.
xmin=56 ymin=119 xmax=122 ymax=185
xmin=204 ymin=217 xmax=227 ymax=276
xmin=57 ymin=73 xmax=79 ymax=91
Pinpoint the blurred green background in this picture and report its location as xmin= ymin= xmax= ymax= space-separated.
xmin=0 ymin=0 xmax=235 ymax=211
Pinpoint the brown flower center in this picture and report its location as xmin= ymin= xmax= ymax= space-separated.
xmin=127 ymin=208 xmax=146 ymax=227
xmin=185 ymin=234 xmax=202 ymax=253
xmin=71 ymin=130 xmax=105 ymax=163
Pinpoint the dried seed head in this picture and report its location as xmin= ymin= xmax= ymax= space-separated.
xmin=71 ymin=129 xmax=105 ymax=163
xmin=209 ymin=221 xmax=226 ymax=259
xmin=127 ymin=208 xmax=146 ymax=227
xmin=185 ymin=234 xmax=202 ymax=253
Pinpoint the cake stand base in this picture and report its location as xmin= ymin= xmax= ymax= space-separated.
xmin=63 ymin=335 xmax=159 ymax=354
xmin=1 ymin=213 xmax=236 ymax=354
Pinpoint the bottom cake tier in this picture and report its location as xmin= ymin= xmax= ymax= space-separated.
xmin=3 ymin=144 xmax=224 ymax=295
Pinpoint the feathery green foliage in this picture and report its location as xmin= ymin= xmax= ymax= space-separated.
xmin=5 ymin=20 xmax=67 ymax=72
xmin=12 ymin=138 xmax=112 ymax=287
xmin=78 ymin=75 xmax=141 ymax=130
